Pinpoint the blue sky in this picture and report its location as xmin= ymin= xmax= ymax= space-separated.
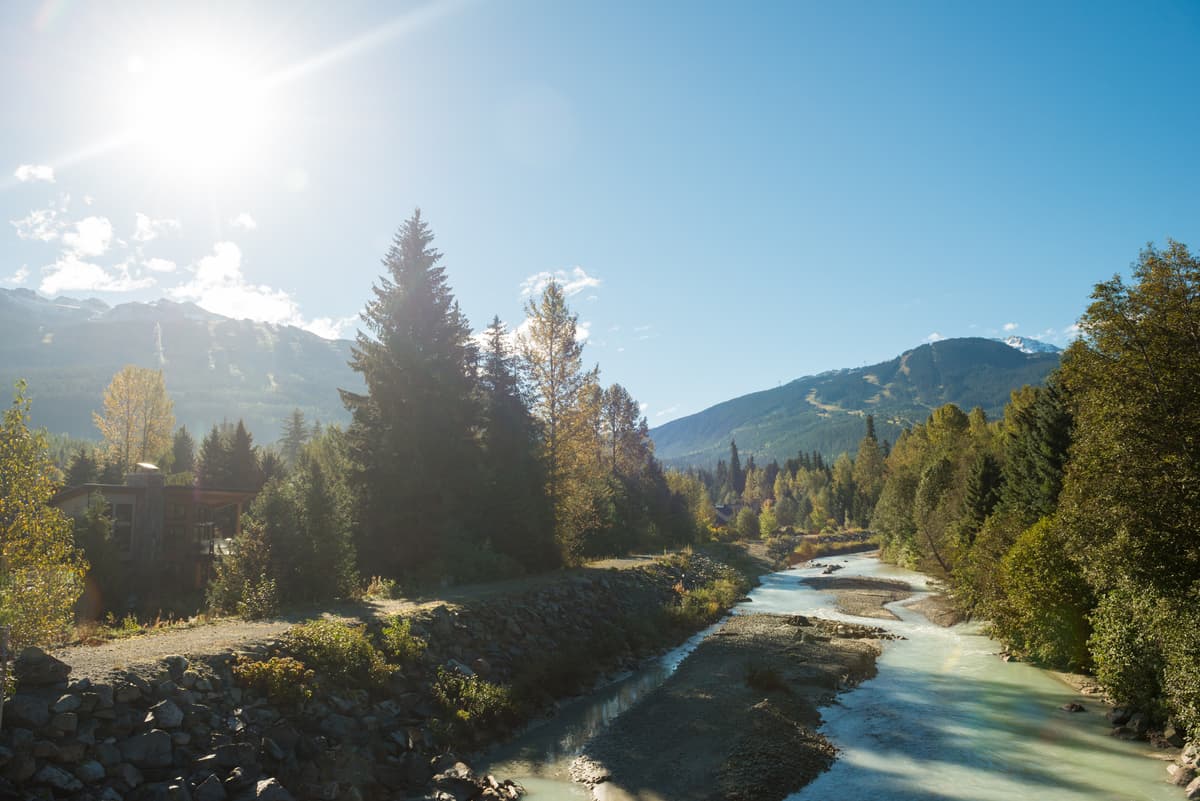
xmin=2 ymin=1 xmax=1198 ymax=425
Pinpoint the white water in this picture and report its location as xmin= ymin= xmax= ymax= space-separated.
xmin=483 ymin=555 xmax=1177 ymax=800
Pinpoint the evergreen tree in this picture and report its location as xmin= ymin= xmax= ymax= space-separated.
xmin=479 ymin=316 xmax=555 ymax=569
xmin=729 ymin=440 xmax=744 ymax=495
xmin=172 ymin=426 xmax=195 ymax=475
xmin=197 ymin=425 xmax=232 ymax=487
xmin=279 ymin=408 xmax=309 ymax=467
xmin=65 ymin=446 xmax=101 ymax=487
xmin=340 ymin=211 xmax=481 ymax=575
xmin=229 ymin=420 xmax=262 ymax=490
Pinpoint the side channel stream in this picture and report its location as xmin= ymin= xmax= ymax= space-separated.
xmin=480 ymin=554 xmax=1178 ymax=801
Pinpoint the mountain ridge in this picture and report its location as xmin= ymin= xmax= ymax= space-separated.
xmin=650 ymin=337 xmax=1060 ymax=467
xmin=0 ymin=288 xmax=360 ymax=442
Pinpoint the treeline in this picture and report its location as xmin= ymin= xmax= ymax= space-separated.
xmin=871 ymin=242 xmax=1200 ymax=739
xmin=666 ymin=419 xmax=887 ymax=539
xmin=215 ymin=211 xmax=699 ymax=613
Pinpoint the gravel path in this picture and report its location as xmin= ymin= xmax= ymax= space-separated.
xmin=51 ymin=553 xmax=673 ymax=681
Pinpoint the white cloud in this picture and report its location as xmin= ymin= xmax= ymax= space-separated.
xmin=167 ymin=241 xmax=350 ymax=339
xmin=1 ymin=266 xmax=30 ymax=286
xmin=144 ymin=257 xmax=177 ymax=273
xmin=133 ymin=212 xmax=181 ymax=243
xmin=62 ymin=216 xmax=113 ymax=257
xmin=924 ymin=331 xmax=946 ymax=343
xmin=11 ymin=207 xmax=61 ymax=242
xmin=519 ymin=266 xmax=601 ymax=298
xmin=1064 ymin=322 xmax=1083 ymax=340
xmin=39 ymin=255 xmax=153 ymax=295
xmin=303 ymin=315 xmax=358 ymax=340
xmin=1002 ymin=322 xmax=1019 ymax=332
xmin=655 ymin=405 xmax=679 ymax=418
xmin=13 ymin=164 xmax=54 ymax=183
xmin=576 ymin=320 xmax=591 ymax=342
xmin=229 ymin=213 xmax=258 ymax=231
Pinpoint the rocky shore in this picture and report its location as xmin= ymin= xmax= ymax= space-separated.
xmin=0 ymin=551 xmax=757 ymax=801
xmin=574 ymin=603 xmax=899 ymax=801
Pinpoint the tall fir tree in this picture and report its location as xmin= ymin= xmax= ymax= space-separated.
xmin=279 ymin=408 xmax=309 ymax=467
xmin=341 ymin=211 xmax=481 ymax=575
xmin=729 ymin=439 xmax=744 ymax=495
xmin=172 ymin=426 xmax=196 ymax=474
xmin=479 ymin=316 xmax=556 ymax=569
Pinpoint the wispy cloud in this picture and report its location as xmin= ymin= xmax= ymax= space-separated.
xmin=144 ymin=257 xmax=177 ymax=273
xmin=133 ymin=212 xmax=181 ymax=242
xmin=13 ymin=164 xmax=54 ymax=183
xmin=655 ymin=405 xmax=679 ymax=418
xmin=39 ymin=255 xmax=153 ymax=295
xmin=1002 ymin=322 xmax=1018 ymax=332
xmin=11 ymin=207 xmax=61 ymax=242
xmin=167 ymin=241 xmax=352 ymax=339
xmin=62 ymin=216 xmax=113 ymax=257
xmin=303 ymin=315 xmax=358 ymax=339
xmin=519 ymin=266 xmax=601 ymax=298
xmin=1 ymin=266 xmax=30 ymax=286
xmin=229 ymin=212 xmax=258 ymax=231
xmin=924 ymin=331 xmax=946 ymax=343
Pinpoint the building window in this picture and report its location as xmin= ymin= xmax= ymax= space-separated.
xmin=113 ymin=503 xmax=134 ymax=553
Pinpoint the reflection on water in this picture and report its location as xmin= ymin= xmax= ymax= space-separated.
xmin=479 ymin=621 xmax=723 ymax=788
xmin=481 ymin=554 xmax=1178 ymax=801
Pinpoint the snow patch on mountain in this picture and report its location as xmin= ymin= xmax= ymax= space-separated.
xmin=998 ymin=335 xmax=1061 ymax=354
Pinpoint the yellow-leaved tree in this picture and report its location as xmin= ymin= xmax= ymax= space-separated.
xmin=0 ymin=381 xmax=87 ymax=650
xmin=94 ymin=365 xmax=175 ymax=473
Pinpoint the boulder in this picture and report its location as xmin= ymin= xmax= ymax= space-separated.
xmin=34 ymin=764 xmax=83 ymax=792
xmin=13 ymin=647 xmax=71 ymax=686
xmin=74 ymin=759 xmax=107 ymax=783
xmin=1169 ymin=763 xmax=1197 ymax=787
xmin=52 ymin=693 xmax=82 ymax=713
xmin=149 ymin=698 xmax=186 ymax=729
xmin=2 ymin=752 xmax=36 ymax=784
xmin=120 ymin=728 xmax=174 ymax=768
xmin=214 ymin=742 xmax=258 ymax=769
xmin=1186 ymin=775 xmax=1200 ymax=801
xmin=5 ymin=693 xmax=50 ymax=728
xmin=194 ymin=774 xmax=228 ymax=801
xmin=51 ymin=711 xmax=79 ymax=733
xmin=1106 ymin=707 xmax=1132 ymax=725
xmin=1060 ymin=702 xmax=1085 ymax=713
xmin=254 ymin=778 xmax=297 ymax=801
xmin=164 ymin=655 xmax=190 ymax=681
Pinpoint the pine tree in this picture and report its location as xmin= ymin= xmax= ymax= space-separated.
xmin=729 ymin=440 xmax=744 ymax=495
xmin=229 ymin=420 xmax=261 ymax=490
xmin=479 ymin=316 xmax=555 ymax=569
xmin=172 ymin=426 xmax=196 ymax=474
xmin=340 ymin=211 xmax=481 ymax=575
xmin=65 ymin=446 xmax=101 ymax=487
xmin=279 ymin=408 xmax=309 ymax=467
xmin=197 ymin=425 xmax=231 ymax=487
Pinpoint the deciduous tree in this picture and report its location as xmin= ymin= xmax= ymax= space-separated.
xmin=93 ymin=366 xmax=175 ymax=472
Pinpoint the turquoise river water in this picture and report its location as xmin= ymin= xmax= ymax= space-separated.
xmin=480 ymin=554 xmax=1178 ymax=800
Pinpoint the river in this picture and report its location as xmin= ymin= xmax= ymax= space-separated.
xmin=480 ymin=554 xmax=1177 ymax=800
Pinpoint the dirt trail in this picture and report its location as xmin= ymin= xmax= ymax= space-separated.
xmin=52 ymin=553 xmax=670 ymax=681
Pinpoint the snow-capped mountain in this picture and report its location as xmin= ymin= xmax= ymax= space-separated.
xmin=998 ymin=335 xmax=1062 ymax=354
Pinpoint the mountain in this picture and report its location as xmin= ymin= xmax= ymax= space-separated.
xmin=997 ymin=335 xmax=1062 ymax=354
xmin=0 ymin=288 xmax=361 ymax=443
xmin=650 ymin=337 xmax=1060 ymax=468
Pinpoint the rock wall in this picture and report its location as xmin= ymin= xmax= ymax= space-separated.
xmin=0 ymin=554 xmax=743 ymax=801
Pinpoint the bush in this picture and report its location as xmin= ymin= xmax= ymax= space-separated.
xmin=238 ymin=576 xmax=279 ymax=620
xmin=364 ymin=575 xmax=400 ymax=599
xmin=1089 ymin=584 xmax=1167 ymax=718
xmin=380 ymin=616 xmax=426 ymax=664
xmin=990 ymin=517 xmax=1092 ymax=670
xmin=282 ymin=619 xmax=392 ymax=689
xmin=669 ymin=578 xmax=742 ymax=629
xmin=431 ymin=667 xmax=517 ymax=744
xmin=233 ymin=656 xmax=314 ymax=705
xmin=745 ymin=660 xmax=788 ymax=693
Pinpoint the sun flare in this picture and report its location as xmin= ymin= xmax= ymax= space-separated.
xmin=126 ymin=46 xmax=270 ymax=175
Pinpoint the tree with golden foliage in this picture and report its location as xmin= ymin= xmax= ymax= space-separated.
xmin=94 ymin=365 xmax=175 ymax=473
xmin=0 ymin=382 xmax=87 ymax=650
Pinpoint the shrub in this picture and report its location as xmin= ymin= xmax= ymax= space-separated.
xmin=282 ymin=619 xmax=391 ymax=689
xmin=380 ymin=616 xmax=426 ymax=664
xmin=669 ymin=577 xmax=742 ymax=629
xmin=233 ymin=656 xmax=314 ymax=705
xmin=238 ymin=576 xmax=279 ymax=620
xmin=990 ymin=517 xmax=1092 ymax=670
xmin=1089 ymin=584 xmax=1167 ymax=719
xmin=431 ymin=667 xmax=517 ymax=744
xmin=745 ymin=660 xmax=788 ymax=693
xmin=364 ymin=575 xmax=400 ymax=599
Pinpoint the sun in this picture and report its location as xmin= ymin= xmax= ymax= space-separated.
xmin=126 ymin=45 xmax=271 ymax=176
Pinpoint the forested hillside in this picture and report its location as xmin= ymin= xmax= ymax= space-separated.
xmin=651 ymin=337 xmax=1060 ymax=467
xmin=0 ymin=288 xmax=357 ymax=440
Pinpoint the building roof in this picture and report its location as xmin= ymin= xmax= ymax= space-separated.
xmin=50 ymin=483 xmax=257 ymax=507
